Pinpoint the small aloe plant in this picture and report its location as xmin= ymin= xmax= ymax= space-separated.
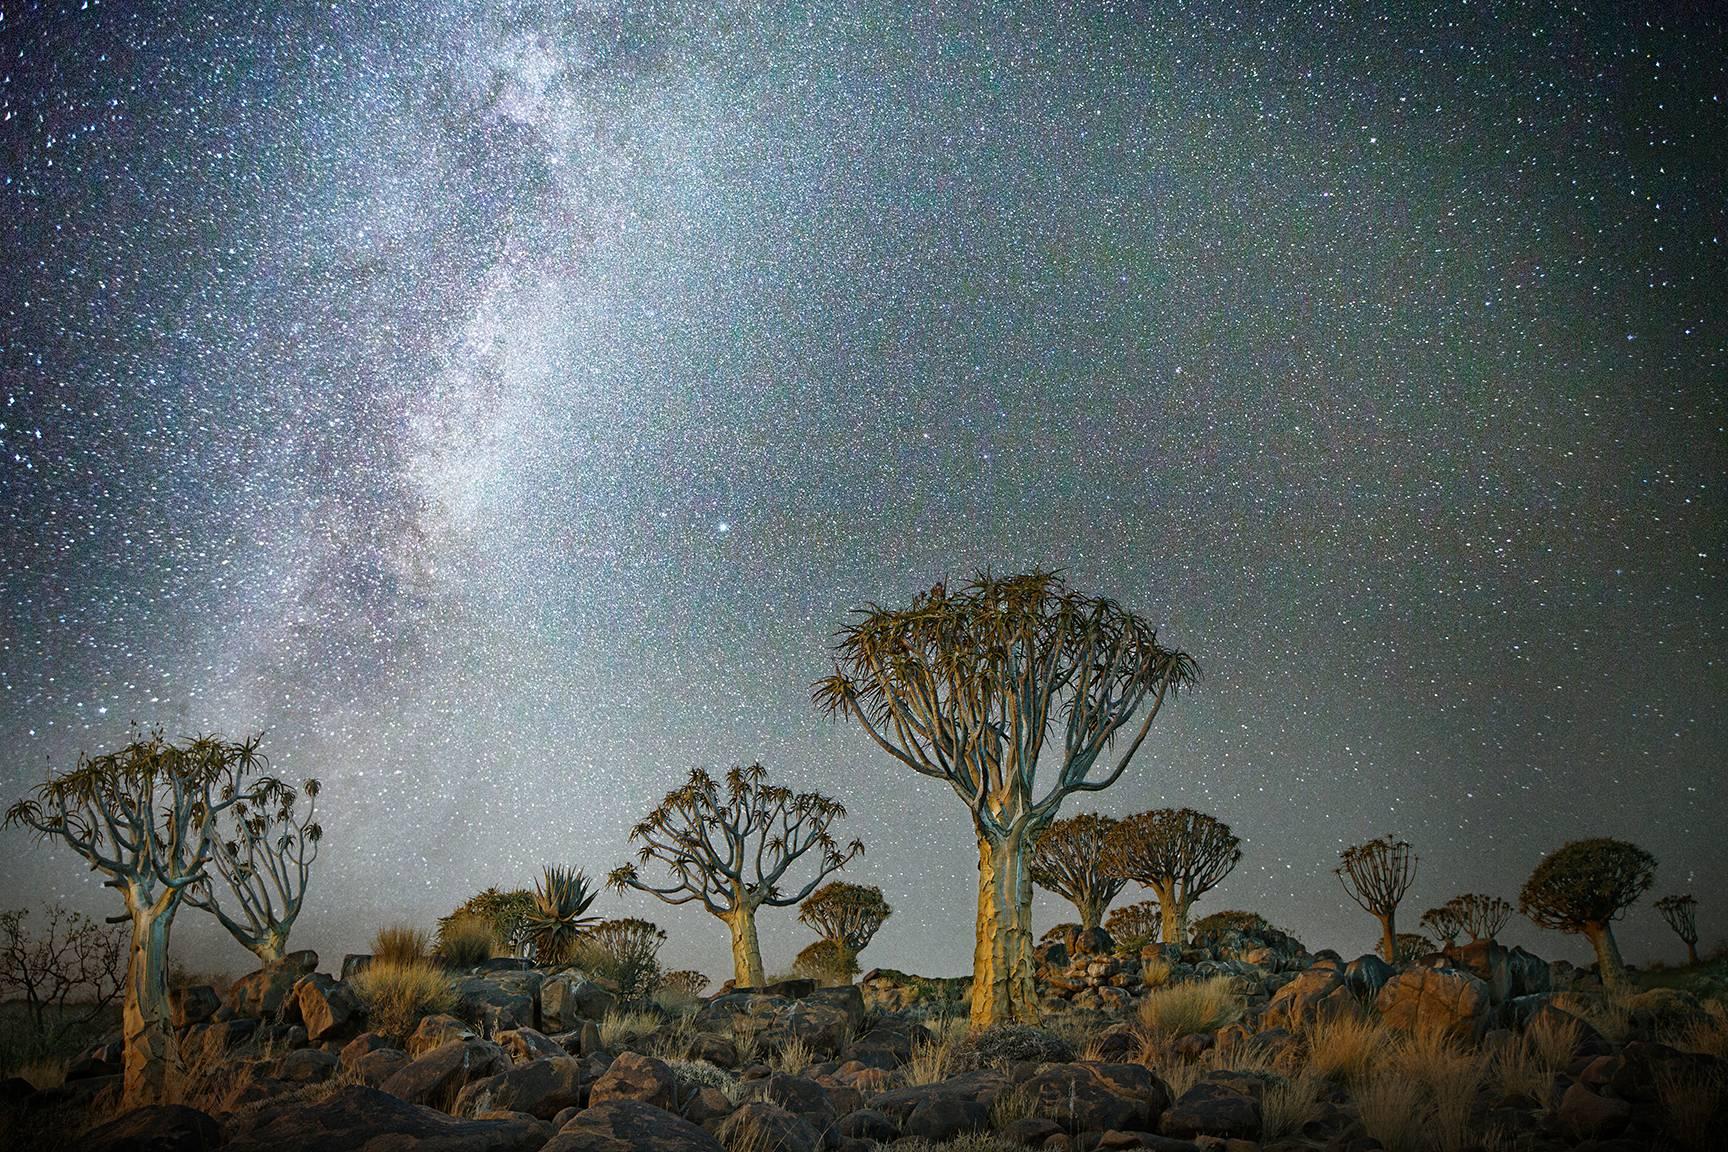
xmin=524 ymin=865 xmax=600 ymax=965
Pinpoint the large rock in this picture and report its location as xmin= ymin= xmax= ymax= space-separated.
xmin=454 ymin=1057 xmax=583 ymax=1120
xmin=292 ymin=973 xmax=362 ymax=1043
xmin=719 ymin=1102 xmax=821 ymax=1152
xmin=744 ymin=1072 xmax=837 ymax=1130
xmin=1555 ymin=1081 xmax=1631 ymax=1141
xmin=1343 ymin=954 xmax=1394 ymax=1001
xmin=496 ymin=1027 xmax=568 ymax=1062
xmin=172 ymin=985 xmax=221 ymax=1029
xmin=543 ymin=1099 xmax=724 ymax=1152
xmin=222 ymin=1085 xmax=548 ymax=1152
xmin=837 ymin=1019 xmax=930 ymax=1070
xmin=541 ymin=972 xmax=617 ymax=1030
xmin=1023 ymin=1062 xmax=1171 ymax=1134
xmin=380 ymin=1037 xmax=509 ymax=1109
xmin=694 ymin=991 xmax=790 ymax=1036
xmin=763 ymin=989 xmax=863 ymax=1058
xmin=82 ymin=1104 xmax=220 ymax=1152
xmin=589 ymin=1050 xmax=679 ymax=1112
xmin=1376 ymin=967 xmax=1491 ymax=1041
xmin=409 ymin=1014 xmax=476 ymax=1058
xmin=1161 ymin=1075 xmax=1261 ymax=1140
xmin=1443 ymin=940 xmax=1552 ymax=1005
xmin=223 ymin=952 xmax=319 ymax=1019
xmin=454 ymin=972 xmax=541 ymax=1033
xmin=1263 ymin=967 xmax=1354 ymax=1028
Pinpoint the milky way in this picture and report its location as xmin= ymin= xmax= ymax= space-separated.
xmin=2 ymin=2 xmax=1724 ymax=980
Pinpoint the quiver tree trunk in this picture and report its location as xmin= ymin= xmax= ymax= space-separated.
xmin=252 ymin=925 xmax=289 ymax=965
xmin=1686 ymin=940 xmax=1699 ymax=966
xmin=727 ymin=905 xmax=766 ymax=989
xmin=1076 ymin=896 xmax=1105 ymax=935
xmin=1378 ymin=912 xmax=1398 ymax=965
xmin=123 ymin=888 xmax=183 ymax=1106
xmin=1583 ymin=921 xmax=1628 ymax=989
xmin=1153 ymin=882 xmax=1181 ymax=945
xmin=972 ymin=825 xmax=1038 ymax=1026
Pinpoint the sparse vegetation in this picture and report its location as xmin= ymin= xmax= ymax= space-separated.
xmin=1028 ymin=813 xmax=1127 ymax=933
xmin=1105 ymin=899 xmax=1161 ymax=954
xmin=371 ymin=923 xmax=430 ymax=966
xmin=433 ymin=913 xmax=497 ymax=967
xmin=349 ymin=957 xmax=455 ymax=1041
xmin=573 ymin=916 xmax=666 ymax=999
xmin=1136 ymin=975 xmax=1243 ymax=1039
xmin=438 ymin=887 xmax=536 ymax=958
xmin=0 ymin=904 xmax=124 ymax=1064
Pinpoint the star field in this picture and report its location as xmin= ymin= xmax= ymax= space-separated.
xmin=1 ymin=1 xmax=1724 ymax=980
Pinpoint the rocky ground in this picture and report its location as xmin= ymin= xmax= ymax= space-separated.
xmin=3 ymin=923 xmax=1724 ymax=1152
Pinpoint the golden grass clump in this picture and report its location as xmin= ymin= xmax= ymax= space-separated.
xmin=771 ymin=1036 xmax=815 ymax=1075
xmin=599 ymin=1007 xmax=661 ymax=1050
xmin=1303 ymin=1011 xmax=1386 ymax=1086
xmin=350 ymin=958 xmax=456 ymax=1041
xmin=435 ymin=914 xmax=498 ymax=968
xmin=904 ymin=1033 xmax=959 ymax=1086
xmin=1656 ymin=1059 xmax=1728 ymax=1152
xmin=371 ymin=923 xmax=431 ymax=966
xmin=1353 ymin=1069 xmax=1428 ymax=1152
xmin=1136 ymin=976 xmax=1244 ymax=1040
xmin=1141 ymin=954 xmax=1175 ymax=989
xmin=1393 ymin=1026 xmax=1484 ymax=1152
xmin=1261 ymin=1069 xmax=1325 ymax=1141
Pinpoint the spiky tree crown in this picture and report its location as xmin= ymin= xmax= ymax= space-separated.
xmin=1419 ymin=904 xmax=1464 ymax=946
xmin=1105 ymin=900 xmax=1162 ymax=948
xmin=5 ymin=732 xmax=279 ymax=895
xmin=1029 ymin=813 xmax=1127 ymax=913
xmin=1519 ymin=839 xmax=1655 ymax=931
xmin=814 ymin=570 xmax=1198 ymax=836
xmin=608 ymin=764 xmax=862 ymax=915
xmin=1335 ymin=836 xmax=1418 ymax=916
xmin=1445 ymin=893 xmax=1513 ymax=941
xmin=1101 ymin=808 xmax=1242 ymax=897
xmin=798 ymin=881 xmax=892 ymax=952
xmin=1655 ymin=894 xmax=1698 ymax=944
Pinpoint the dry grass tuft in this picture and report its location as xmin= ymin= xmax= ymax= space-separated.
xmin=988 ymin=1079 xmax=1043 ymax=1130
xmin=371 ymin=923 xmax=431 ymax=966
xmin=904 ymin=1033 xmax=959 ymax=1086
xmin=349 ymin=957 xmax=456 ymax=1041
xmin=1141 ymin=954 xmax=1174 ymax=989
xmin=1261 ymin=1068 xmax=1325 ymax=1140
xmin=435 ymin=914 xmax=498 ymax=968
xmin=599 ymin=1007 xmax=661 ymax=1050
xmin=1394 ymin=1026 xmax=1483 ymax=1152
xmin=1671 ymin=1000 xmax=1728 ymax=1060
xmin=1657 ymin=1059 xmax=1728 ymax=1152
xmin=771 ymin=1036 xmax=815 ymax=1075
xmin=1354 ymin=1069 xmax=1429 ymax=1152
xmin=1136 ymin=977 xmax=1243 ymax=1040
xmin=1304 ymin=1011 xmax=1385 ymax=1086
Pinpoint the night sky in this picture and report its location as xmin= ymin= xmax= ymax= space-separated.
xmin=2 ymin=2 xmax=1723 ymax=982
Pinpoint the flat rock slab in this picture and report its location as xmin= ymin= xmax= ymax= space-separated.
xmin=222 ymin=1085 xmax=549 ymax=1152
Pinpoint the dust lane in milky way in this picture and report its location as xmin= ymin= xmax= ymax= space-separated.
xmin=1 ymin=2 xmax=1722 ymax=978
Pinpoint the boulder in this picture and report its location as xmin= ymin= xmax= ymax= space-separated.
xmin=340 ymin=954 xmax=372 ymax=981
xmin=453 ymin=972 xmax=540 ymax=1033
xmin=380 ymin=1037 xmax=509 ymax=1109
xmin=1161 ymin=1076 xmax=1260 ymax=1140
xmin=223 ymin=952 xmax=319 ymax=1020
xmin=1375 ymin=967 xmax=1491 ymax=1041
xmin=172 ymin=985 xmax=221 ymax=1029
xmin=1343 ymin=954 xmax=1394 ymax=1001
xmin=273 ymin=1048 xmax=338 ymax=1084
xmin=837 ymin=1019 xmax=930 ymax=1070
xmin=835 ymin=1108 xmax=897 ymax=1141
xmin=409 ymin=1014 xmax=476 ymax=1058
xmin=1024 ymin=1062 xmax=1170 ymax=1134
xmin=1624 ymin=987 xmax=1708 ymax=1034
xmin=454 ymin=1057 xmax=583 ymax=1120
xmin=349 ymin=1047 xmax=410 ymax=1087
xmin=589 ymin=1050 xmax=679 ymax=1112
xmin=1263 ymin=967 xmax=1354 ymax=1028
xmin=542 ymin=972 xmax=617 ymax=1030
xmin=222 ymin=1085 xmax=548 ymax=1152
xmin=719 ymin=1101 xmax=821 ymax=1152
xmin=292 ymin=973 xmax=362 ymax=1043
xmin=1556 ymin=1081 xmax=1631 ymax=1141
xmin=82 ymin=1104 xmax=220 ymax=1152
xmin=744 ymin=1071 xmax=837 ymax=1129
xmin=899 ymin=1094 xmax=989 ymax=1141
xmin=496 ymin=1027 xmax=568 ymax=1062
xmin=543 ymin=1099 xmax=724 ymax=1152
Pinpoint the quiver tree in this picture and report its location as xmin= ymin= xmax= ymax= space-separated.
xmin=1655 ymin=894 xmax=1700 ymax=966
xmin=5 ymin=732 xmax=275 ymax=1106
xmin=184 ymin=777 xmax=321 ymax=963
xmin=1101 ymin=808 xmax=1242 ymax=944
xmin=1519 ymin=838 xmax=1655 ymax=990
xmin=1105 ymin=900 xmax=1161 ymax=954
xmin=1029 ymin=813 xmax=1127 ymax=933
xmin=1447 ymin=893 xmax=1513 ymax=942
xmin=609 ymin=764 xmax=861 ymax=988
xmin=1335 ymin=836 xmax=1417 ymax=963
xmin=798 ymin=881 xmax=892 ymax=976
xmin=816 ymin=570 xmax=1197 ymax=1026
xmin=1419 ymin=904 xmax=1464 ymax=948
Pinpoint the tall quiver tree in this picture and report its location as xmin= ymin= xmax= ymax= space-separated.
xmin=1336 ymin=836 xmax=1417 ymax=963
xmin=5 ymin=733 xmax=273 ymax=1106
xmin=1102 ymin=808 xmax=1241 ymax=944
xmin=1655 ymin=894 xmax=1700 ymax=966
xmin=1448 ymin=893 xmax=1513 ymax=942
xmin=816 ymin=571 xmax=1198 ymax=1026
xmin=1029 ymin=813 xmax=1127 ymax=934
xmin=1519 ymin=838 xmax=1654 ymax=989
xmin=185 ymin=777 xmax=321 ymax=963
xmin=609 ymin=764 xmax=861 ymax=988
xmin=798 ymin=881 xmax=892 ymax=974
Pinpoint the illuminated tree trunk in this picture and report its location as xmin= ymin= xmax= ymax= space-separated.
xmin=1583 ymin=921 xmax=1627 ymax=989
xmin=1076 ymin=895 xmax=1105 ymax=934
xmin=972 ymin=825 xmax=1038 ymax=1027
xmin=251 ymin=926 xmax=289 ymax=965
xmin=1377 ymin=911 xmax=1398 ymax=964
xmin=1149 ymin=881 xmax=1181 ymax=945
xmin=122 ymin=888 xmax=183 ymax=1107
xmin=727 ymin=905 xmax=766 ymax=989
